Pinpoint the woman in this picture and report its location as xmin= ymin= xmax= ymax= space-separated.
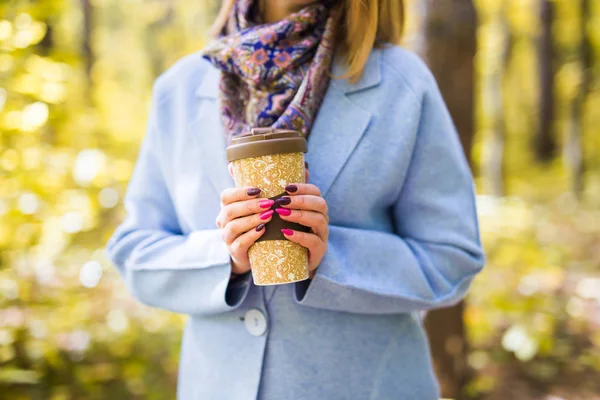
xmin=105 ymin=0 xmax=485 ymax=397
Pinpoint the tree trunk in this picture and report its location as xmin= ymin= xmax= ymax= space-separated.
xmin=535 ymin=0 xmax=556 ymax=163
xmin=417 ymin=1 xmax=477 ymax=398
xmin=38 ymin=22 xmax=54 ymax=56
xmin=144 ymin=2 xmax=175 ymax=79
xmin=81 ymin=0 xmax=94 ymax=92
xmin=564 ymin=0 xmax=591 ymax=198
xmin=482 ymin=8 xmax=512 ymax=197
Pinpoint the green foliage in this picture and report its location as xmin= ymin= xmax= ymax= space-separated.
xmin=0 ymin=0 xmax=598 ymax=398
xmin=0 ymin=0 xmax=211 ymax=397
xmin=466 ymin=195 xmax=600 ymax=397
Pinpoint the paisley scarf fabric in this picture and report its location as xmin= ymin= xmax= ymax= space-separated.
xmin=201 ymin=0 xmax=340 ymax=142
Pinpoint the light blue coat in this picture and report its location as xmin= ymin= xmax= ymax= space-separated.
xmin=105 ymin=44 xmax=485 ymax=400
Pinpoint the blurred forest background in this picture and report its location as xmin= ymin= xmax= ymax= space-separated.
xmin=0 ymin=0 xmax=599 ymax=399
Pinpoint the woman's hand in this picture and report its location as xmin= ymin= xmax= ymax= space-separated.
xmin=216 ymin=187 xmax=275 ymax=276
xmin=274 ymin=183 xmax=329 ymax=279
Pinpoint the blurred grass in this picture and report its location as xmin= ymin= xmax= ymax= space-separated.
xmin=467 ymin=195 xmax=600 ymax=397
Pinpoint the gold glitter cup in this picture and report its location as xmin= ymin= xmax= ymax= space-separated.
xmin=226 ymin=127 xmax=310 ymax=285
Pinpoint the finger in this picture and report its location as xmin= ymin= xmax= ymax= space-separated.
xmin=280 ymin=229 xmax=325 ymax=269
xmin=230 ymin=223 xmax=268 ymax=256
xmin=222 ymin=210 xmax=274 ymax=245
xmin=220 ymin=186 xmax=262 ymax=206
xmin=284 ymin=183 xmax=321 ymax=197
xmin=274 ymin=195 xmax=327 ymax=215
xmin=228 ymin=162 xmax=234 ymax=178
xmin=276 ymin=209 xmax=328 ymax=241
xmin=217 ymin=198 xmax=275 ymax=227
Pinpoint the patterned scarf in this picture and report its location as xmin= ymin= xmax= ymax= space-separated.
xmin=201 ymin=0 xmax=340 ymax=143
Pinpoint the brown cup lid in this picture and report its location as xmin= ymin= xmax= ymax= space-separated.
xmin=226 ymin=127 xmax=308 ymax=162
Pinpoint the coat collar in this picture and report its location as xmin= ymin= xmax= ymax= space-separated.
xmin=329 ymin=47 xmax=382 ymax=95
xmin=193 ymin=49 xmax=381 ymax=198
xmin=194 ymin=48 xmax=382 ymax=98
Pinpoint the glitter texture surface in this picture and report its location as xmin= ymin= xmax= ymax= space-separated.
xmin=249 ymin=240 xmax=309 ymax=285
xmin=232 ymin=152 xmax=305 ymax=199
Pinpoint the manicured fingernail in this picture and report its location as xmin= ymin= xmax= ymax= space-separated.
xmin=275 ymin=196 xmax=291 ymax=206
xmin=285 ymin=184 xmax=298 ymax=193
xmin=260 ymin=210 xmax=274 ymax=220
xmin=256 ymin=223 xmax=266 ymax=232
xmin=259 ymin=199 xmax=275 ymax=209
xmin=247 ymin=188 xmax=261 ymax=196
xmin=304 ymin=161 xmax=309 ymax=169
xmin=281 ymin=229 xmax=294 ymax=236
xmin=275 ymin=208 xmax=291 ymax=216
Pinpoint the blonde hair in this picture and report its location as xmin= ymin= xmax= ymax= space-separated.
xmin=209 ymin=0 xmax=405 ymax=83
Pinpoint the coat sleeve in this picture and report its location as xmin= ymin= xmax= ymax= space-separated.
xmin=105 ymin=80 xmax=251 ymax=316
xmin=294 ymin=73 xmax=486 ymax=314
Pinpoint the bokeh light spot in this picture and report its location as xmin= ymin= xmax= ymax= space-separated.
xmin=80 ymin=260 xmax=103 ymax=288
xmin=99 ymin=187 xmax=119 ymax=208
xmin=18 ymin=191 xmax=40 ymax=214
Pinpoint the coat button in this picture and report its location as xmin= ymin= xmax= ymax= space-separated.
xmin=244 ymin=308 xmax=268 ymax=336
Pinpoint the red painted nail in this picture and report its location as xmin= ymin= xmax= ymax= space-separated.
xmin=259 ymin=199 xmax=275 ymax=209
xmin=281 ymin=229 xmax=294 ymax=236
xmin=285 ymin=184 xmax=298 ymax=193
xmin=256 ymin=223 xmax=266 ymax=232
xmin=275 ymin=208 xmax=291 ymax=216
xmin=260 ymin=210 xmax=274 ymax=220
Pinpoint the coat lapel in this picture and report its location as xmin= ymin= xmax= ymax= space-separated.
xmin=305 ymin=86 xmax=372 ymax=198
xmin=192 ymin=67 xmax=234 ymax=195
xmin=193 ymin=49 xmax=382 ymax=198
xmin=306 ymin=49 xmax=381 ymax=198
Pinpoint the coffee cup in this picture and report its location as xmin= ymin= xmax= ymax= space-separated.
xmin=226 ymin=127 xmax=310 ymax=285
